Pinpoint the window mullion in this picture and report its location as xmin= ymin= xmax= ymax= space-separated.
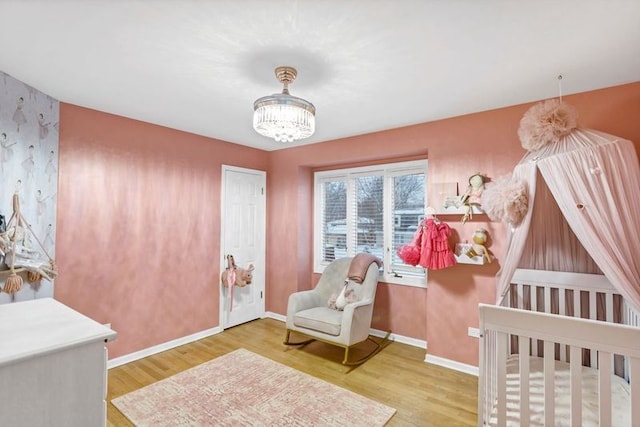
xmin=383 ymin=172 xmax=393 ymax=276
xmin=346 ymin=178 xmax=357 ymax=257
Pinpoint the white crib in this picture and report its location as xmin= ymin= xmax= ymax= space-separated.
xmin=478 ymin=269 xmax=640 ymax=426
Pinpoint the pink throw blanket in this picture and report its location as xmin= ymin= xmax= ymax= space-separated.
xmin=348 ymin=253 xmax=382 ymax=283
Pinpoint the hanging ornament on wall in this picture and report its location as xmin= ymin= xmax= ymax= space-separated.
xmin=1 ymin=191 xmax=58 ymax=295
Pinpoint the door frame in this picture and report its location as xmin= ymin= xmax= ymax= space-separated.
xmin=219 ymin=165 xmax=266 ymax=329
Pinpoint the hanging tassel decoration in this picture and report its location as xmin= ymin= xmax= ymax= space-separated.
xmin=27 ymin=271 xmax=43 ymax=283
xmin=3 ymin=272 xmax=23 ymax=294
xmin=3 ymin=194 xmax=24 ymax=294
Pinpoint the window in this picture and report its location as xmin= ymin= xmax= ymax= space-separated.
xmin=314 ymin=159 xmax=427 ymax=287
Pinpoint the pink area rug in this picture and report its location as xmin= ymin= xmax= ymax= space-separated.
xmin=112 ymin=348 xmax=396 ymax=426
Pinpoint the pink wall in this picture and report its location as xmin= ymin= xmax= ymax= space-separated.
xmin=266 ymin=82 xmax=640 ymax=366
xmin=56 ymin=104 xmax=267 ymax=358
xmin=55 ymin=83 xmax=640 ymax=365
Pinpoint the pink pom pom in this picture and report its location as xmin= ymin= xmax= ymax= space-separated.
xmin=518 ymin=99 xmax=578 ymax=151
xmin=397 ymin=244 xmax=421 ymax=266
xmin=481 ymin=175 xmax=529 ymax=226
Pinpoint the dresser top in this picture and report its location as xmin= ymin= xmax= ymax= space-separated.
xmin=0 ymin=298 xmax=117 ymax=367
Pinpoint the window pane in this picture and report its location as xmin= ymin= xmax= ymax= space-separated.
xmin=355 ymin=175 xmax=384 ymax=260
xmin=392 ymin=173 xmax=425 ymax=266
xmin=322 ymin=180 xmax=346 ymax=262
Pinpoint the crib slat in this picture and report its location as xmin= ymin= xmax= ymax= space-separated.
xmin=598 ymin=351 xmax=612 ymax=426
xmin=515 ymin=284 xmax=524 ymax=309
xmin=486 ymin=330 xmax=496 ymax=426
xmin=531 ymin=285 xmax=537 ymax=312
xmin=544 ymin=287 xmax=551 ymax=315
xmin=569 ymin=346 xmax=582 ymax=427
xmin=631 ymin=357 xmax=640 ymax=427
xmin=573 ymin=290 xmax=580 ymax=318
xmin=518 ymin=338 xmax=530 ymax=425
xmin=559 ymin=289 xmax=567 ymax=362
xmin=496 ymin=332 xmax=508 ymax=427
xmin=531 ymin=287 xmax=539 ymax=356
xmin=543 ymin=341 xmax=555 ymax=426
xmin=589 ymin=292 xmax=598 ymax=368
xmin=605 ymin=293 xmax=614 ymax=323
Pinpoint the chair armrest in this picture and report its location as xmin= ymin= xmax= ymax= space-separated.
xmin=345 ymin=298 xmax=373 ymax=310
xmin=287 ymin=290 xmax=323 ymax=315
xmin=341 ymin=299 xmax=375 ymax=344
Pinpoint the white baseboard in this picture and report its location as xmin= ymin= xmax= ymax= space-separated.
xmin=264 ymin=311 xmax=286 ymax=322
xmin=107 ymin=326 xmax=223 ymax=369
xmin=371 ymin=327 xmax=427 ymax=349
xmin=425 ymin=354 xmax=478 ymax=376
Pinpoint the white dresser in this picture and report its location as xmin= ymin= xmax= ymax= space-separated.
xmin=0 ymin=298 xmax=117 ymax=427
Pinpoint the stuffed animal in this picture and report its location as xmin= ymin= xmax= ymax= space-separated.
xmin=221 ymin=260 xmax=255 ymax=287
xmin=460 ymin=173 xmax=487 ymax=224
xmin=460 ymin=173 xmax=486 ymax=206
xmin=327 ymin=281 xmax=358 ymax=310
xmin=465 ymin=228 xmax=492 ymax=263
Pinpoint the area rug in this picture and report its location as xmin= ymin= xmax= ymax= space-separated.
xmin=112 ymin=348 xmax=396 ymax=426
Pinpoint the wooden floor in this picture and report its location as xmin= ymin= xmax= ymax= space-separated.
xmin=107 ymin=318 xmax=478 ymax=426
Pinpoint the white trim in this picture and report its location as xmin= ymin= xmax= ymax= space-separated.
xmin=220 ymin=165 xmax=267 ymax=330
xmin=370 ymin=327 xmax=427 ymax=349
xmin=107 ymin=326 xmax=222 ymax=369
xmin=264 ymin=311 xmax=286 ymax=322
xmin=425 ymin=354 xmax=479 ymax=376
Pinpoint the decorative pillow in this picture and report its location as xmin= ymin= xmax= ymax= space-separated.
xmin=327 ymin=281 xmax=359 ymax=311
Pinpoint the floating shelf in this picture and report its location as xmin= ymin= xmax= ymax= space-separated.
xmin=437 ymin=205 xmax=485 ymax=215
xmin=454 ymin=243 xmax=491 ymax=265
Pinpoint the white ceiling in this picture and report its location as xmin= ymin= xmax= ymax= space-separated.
xmin=1 ymin=1 xmax=639 ymax=151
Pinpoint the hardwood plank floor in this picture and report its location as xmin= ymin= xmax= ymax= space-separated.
xmin=107 ymin=318 xmax=477 ymax=426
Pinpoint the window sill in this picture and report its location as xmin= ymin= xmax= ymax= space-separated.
xmin=313 ymin=266 xmax=426 ymax=288
xmin=380 ymin=272 xmax=426 ymax=288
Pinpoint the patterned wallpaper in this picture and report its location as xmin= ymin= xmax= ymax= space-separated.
xmin=0 ymin=70 xmax=59 ymax=303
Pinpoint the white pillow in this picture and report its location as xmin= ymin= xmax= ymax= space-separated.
xmin=335 ymin=283 xmax=349 ymax=310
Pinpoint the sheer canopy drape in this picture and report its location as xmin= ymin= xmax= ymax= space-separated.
xmin=496 ymin=128 xmax=640 ymax=313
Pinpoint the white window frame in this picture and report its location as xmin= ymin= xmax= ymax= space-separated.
xmin=313 ymin=159 xmax=428 ymax=287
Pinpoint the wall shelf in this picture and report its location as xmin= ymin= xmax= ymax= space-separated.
xmin=437 ymin=204 xmax=485 ymax=215
xmin=454 ymin=243 xmax=491 ymax=265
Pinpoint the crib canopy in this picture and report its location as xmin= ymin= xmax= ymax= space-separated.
xmin=494 ymin=100 xmax=640 ymax=312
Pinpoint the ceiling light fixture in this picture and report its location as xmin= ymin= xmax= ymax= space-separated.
xmin=253 ymin=66 xmax=315 ymax=143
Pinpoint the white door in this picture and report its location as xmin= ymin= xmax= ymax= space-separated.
xmin=220 ymin=165 xmax=266 ymax=329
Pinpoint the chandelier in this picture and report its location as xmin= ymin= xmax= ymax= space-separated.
xmin=253 ymin=66 xmax=316 ymax=143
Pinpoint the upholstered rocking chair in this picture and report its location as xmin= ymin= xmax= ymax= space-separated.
xmin=284 ymin=255 xmax=391 ymax=365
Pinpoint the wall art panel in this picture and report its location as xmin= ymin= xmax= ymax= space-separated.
xmin=0 ymin=70 xmax=59 ymax=303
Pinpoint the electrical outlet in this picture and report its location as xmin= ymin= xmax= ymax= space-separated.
xmin=468 ymin=327 xmax=480 ymax=338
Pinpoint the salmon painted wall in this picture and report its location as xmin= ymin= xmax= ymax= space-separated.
xmin=54 ymin=83 xmax=639 ymax=364
xmin=56 ymin=104 xmax=267 ymax=358
xmin=266 ymin=82 xmax=640 ymax=366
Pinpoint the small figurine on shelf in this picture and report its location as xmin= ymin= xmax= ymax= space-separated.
xmin=460 ymin=173 xmax=487 ymax=224
xmin=465 ymin=228 xmax=492 ymax=263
